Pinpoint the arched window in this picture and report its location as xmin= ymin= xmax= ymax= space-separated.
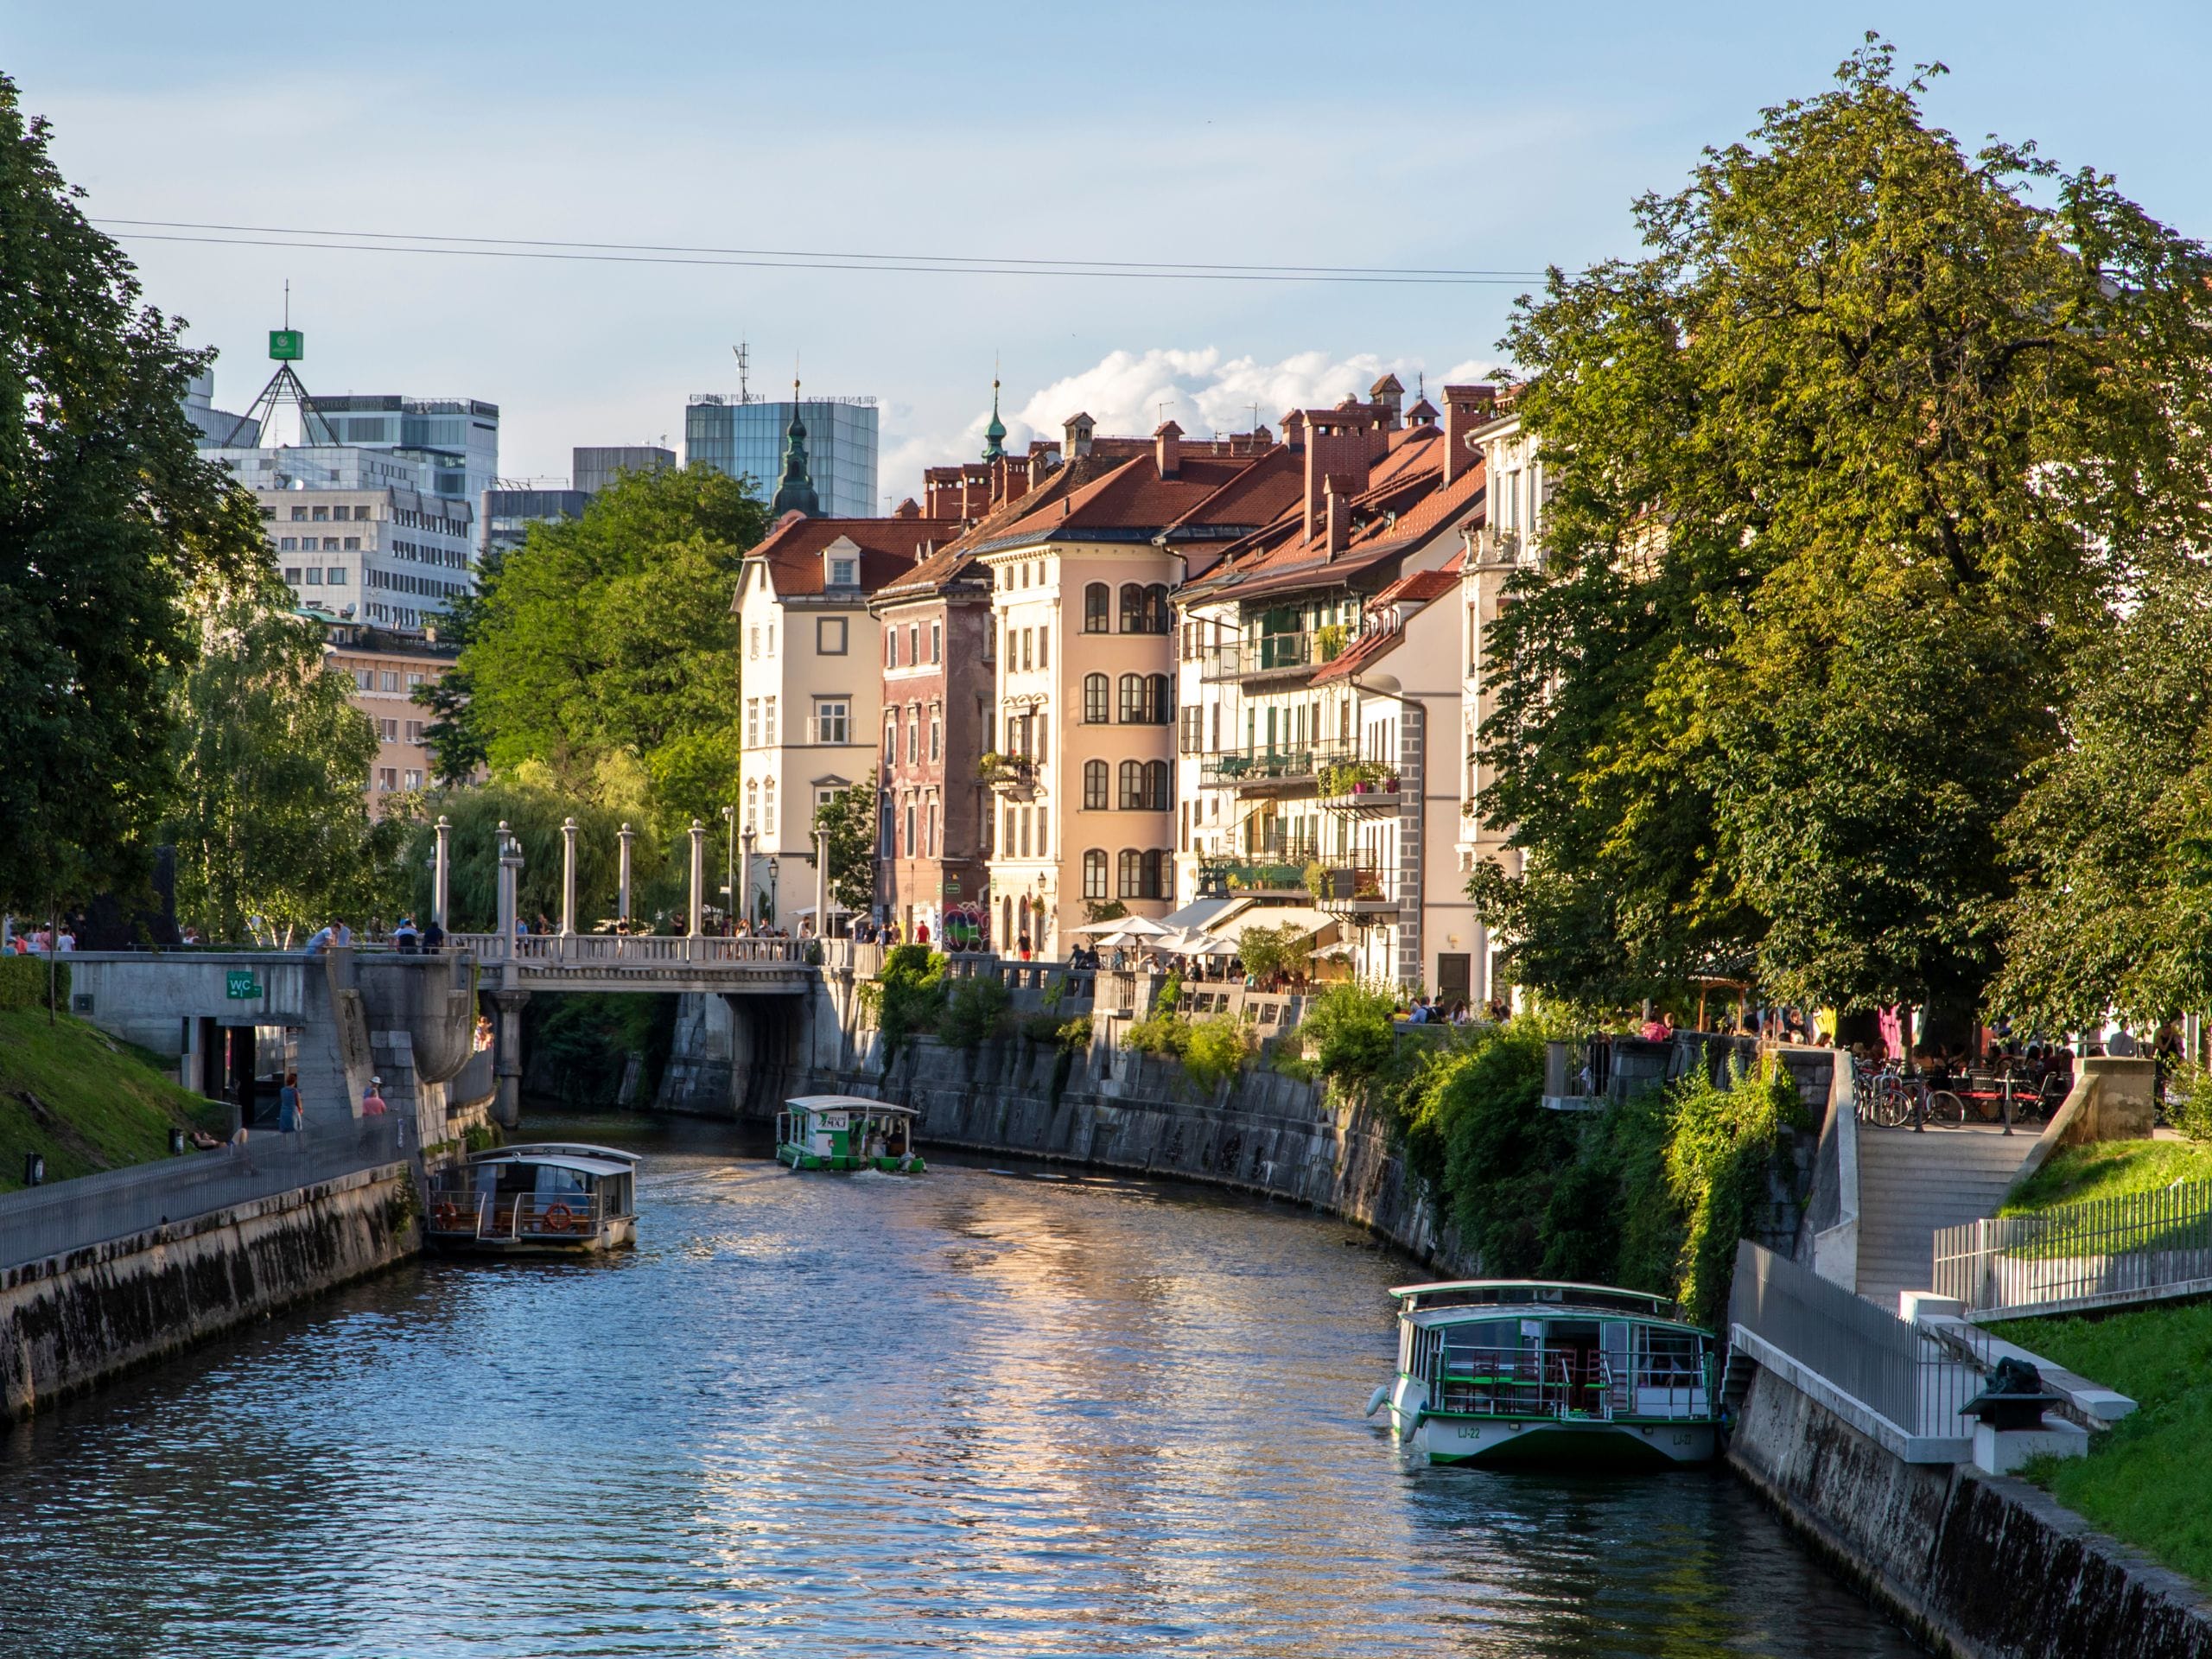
xmin=1084 ymin=582 xmax=1109 ymax=632
xmin=1118 ymin=760 xmax=1144 ymax=810
xmin=1083 ymin=849 xmax=1108 ymax=900
xmin=1119 ymin=582 xmax=1144 ymax=632
xmin=1117 ymin=849 xmax=1143 ymax=898
xmin=1142 ymin=583 xmax=1169 ymax=633
xmin=1144 ymin=674 xmax=1171 ymax=723
xmin=1084 ymin=673 xmax=1109 ymax=723
xmin=1118 ymin=673 xmax=1144 ymax=721
xmin=1084 ymin=760 xmax=1109 ymax=810
xmin=1144 ymin=760 xmax=1169 ymax=810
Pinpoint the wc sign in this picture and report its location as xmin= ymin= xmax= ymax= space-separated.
xmin=226 ymin=969 xmax=264 ymax=1000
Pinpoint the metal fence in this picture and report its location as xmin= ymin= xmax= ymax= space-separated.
xmin=1729 ymin=1240 xmax=1981 ymax=1441
xmin=0 ymin=1115 xmax=412 ymax=1272
xmin=1933 ymin=1181 xmax=2212 ymax=1316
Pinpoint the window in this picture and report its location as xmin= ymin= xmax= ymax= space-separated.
xmin=1084 ymin=760 xmax=1109 ymax=810
xmin=405 ymin=721 xmax=424 ymax=742
xmin=745 ymin=778 xmax=759 ymax=834
xmin=1143 ymin=584 xmax=1169 ymax=632
xmin=1121 ymin=674 xmax=1172 ymax=722
xmin=1003 ymin=625 xmax=1014 ymax=666
xmin=1039 ymin=625 xmax=1049 ymax=669
xmin=818 ymin=617 xmax=848 ymax=655
xmin=1083 ymin=849 xmax=1108 ymax=900
xmin=354 ymin=669 xmax=373 ymax=690
xmin=764 ymin=779 xmax=776 ymax=836
xmin=1145 ymin=674 xmax=1170 ymax=723
xmin=927 ymin=800 xmax=939 ymax=857
xmin=931 ymin=621 xmax=942 ymax=663
xmin=764 ymin=697 xmax=776 ymax=744
xmin=407 ymin=672 xmax=423 ymax=687
xmin=327 ymin=567 xmax=347 ymax=585
xmin=380 ymin=671 xmax=400 ymax=692
xmin=1117 ymin=760 xmax=1143 ymax=810
xmin=1020 ymin=628 xmax=1033 ymax=671
xmin=906 ymin=624 xmax=919 ymax=666
xmin=767 ymin=624 xmax=775 ymax=657
xmin=886 ymin=629 xmax=896 ymax=668
xmin=749 ymin=626 xmax=760 ymax=660
xmin=816 ymin=699 xmax=850 ymax=745
xmin=283 ymin=567 xmax=302 ymax=584
xmin=929 ymin=710 xmax=942 ymax=762
xmin=905 ymin=804 xmax=916 ymax=858
xmin=830 ymin=556 xmax=856 ymax=587
xmin=1018 ymin=809 xmax=1031 ymax=858
xmin=1119 ymin=582 xmax=1143 ymax=632
xmin=404 ymin=769 xmax=423 ymax=790
xmin=906 ymin=712 xmax=918 ymax=766
xmin=377 ymin=767 xmax=397 ymax=791
xmin=343 ymin=537 xmax=359 ymax=551
xmin=292 ymin=506 xmax=308 ymax=521
xmin=312 ymin=506 xmax=329 ymax=522
xmin=747 ymin=700 xmax=760 ymax=749
xmin=1084 ymin=582 xmax=1109 ymax=632
xmin=884 ymin=720 xmax=897 ymax=766
xmin=1084 ymin=673 xmax=1109 ymax=723
xmin=1117 ymin=849 xmax=1144 ymax=899
xmin=1179 ymin=706 xmax=1202 ymax=753
xmin=279 ymin=537 xmax=297 ymax=551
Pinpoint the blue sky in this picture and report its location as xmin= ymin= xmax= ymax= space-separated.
xmin=13 ymin=2 xmax=2211 ymax=493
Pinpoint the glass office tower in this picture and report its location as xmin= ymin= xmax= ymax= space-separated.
xmin=686 ymin=395 xmax=879 ymax=517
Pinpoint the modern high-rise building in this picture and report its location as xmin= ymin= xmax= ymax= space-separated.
xmin=687 ymin=392 xmax=878 ymax=518
xmin=574 ymin=444 xmax=674 ymax=495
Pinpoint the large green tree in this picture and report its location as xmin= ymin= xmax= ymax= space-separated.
xmin=0 ymin=76 xmax=260 ymax=912
xmin=1474 ymin=40 xmax=2212 ymax=1015
xmin=165 ymin=589 xmax=406 ymax=942
xmin=813 ymin=770 xmax=878 ymax=918
xmin=457 ymin=467 xmax=766 ymax=836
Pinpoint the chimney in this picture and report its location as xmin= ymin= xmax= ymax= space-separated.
xmin=1027 ymin=442 xmax=1056 ymax=492
xmin=1063 ymin=411 xmax=1095 ymax=458
xmin=893 ymin=498 xmax=922 ymax=520
xmin=1281 ymin=410 xmax=1306 ymax=452
xmin=1154 ymin=419 xmax=1183 ymax=479
xmin=1301 ymin=415 xmax=1373 ymax=541
xmin=1325 ymin=474 xmax=1357 ymax=556
xmin=1370 ymin=372 xmax=1405 ymax=428
xmin=1441 ymin=384 xmax=1496 ymax=487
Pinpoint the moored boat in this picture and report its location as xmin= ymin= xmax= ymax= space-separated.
xmin=1368 ymin=1280 xmax=1719 ymax=1468
xmin=423 ymin=1142 xmax=640 ymax=1254
xmin=776 ymin=1096 xmax=925 ymax=1173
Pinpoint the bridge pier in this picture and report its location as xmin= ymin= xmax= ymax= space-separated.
xmin=486 ymin=989 xmax=531 ymax=1128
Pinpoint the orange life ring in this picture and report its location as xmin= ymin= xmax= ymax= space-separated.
xmin=543 ymin=1202 xmax=574 ymax=1234
xmin=433 ymin=1202 xmax=460 ymax=1230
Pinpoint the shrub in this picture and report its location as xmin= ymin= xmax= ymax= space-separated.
xmin=938 ymin=974 xmax=1012 ymax=1050
xmin=874 ymin=947 xmax=948 ymax=1058
xmin=1183 ymin=1015 xmax=1253 ymax=1093
xmin=1056 ymin=1014 xmax=1093 ymax=1052
xmin=1236 ymin=922 xmax=1312 ymax=984
xmin=2169 ymin=1064 xmax=2212 ymax=1143
xmin=1662 ymin=1057 xmax=1808 ymax=1329
xmin=1122 ymin=1007 xmax=1189 ymax=1058
xmin=0 ymin=957 xmax=67 ymax=1012
xmin=1020 ymin=1010 xmax=1064 ymax=1046
xmin=1299 ymin=982 xmax=1400 ymax=1096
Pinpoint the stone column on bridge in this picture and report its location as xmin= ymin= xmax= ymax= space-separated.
xmin=561 ymin=817 xmax=578 ymax=937
xmin=495 ymin=822 xmax=522 ymax=950
xmin=688 ymin=818 xmax=705 ymax=938
xmin=433 ymin=815 xmax=451 ymax=930
xmin=486 ymin=988 xmax=531 ymax=1128
xmin=618 ymin=823 xmax=635 ymax=926
xmin=815 ymin=826 xmax=828 ymax=941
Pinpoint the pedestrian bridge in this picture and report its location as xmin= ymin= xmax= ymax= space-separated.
xmin=448 ymin=932 xmax=817 ymax=995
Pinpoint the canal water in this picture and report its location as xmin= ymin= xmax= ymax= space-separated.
xmin=0 ymin=1117 xmax=1922 ymax=1657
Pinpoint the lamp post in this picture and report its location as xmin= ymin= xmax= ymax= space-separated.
xmin=432 ymin=815 xmax=451 ymax=930
xmin=741 ymin=824 xmax=758 ymax=929
xmin=720 ymin=804 xmax=737 ymax=936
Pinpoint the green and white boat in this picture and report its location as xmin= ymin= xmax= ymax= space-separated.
xmin=776 ymin=1095 xmax=927 ymax=1173
xmin=1368 ymin=1281 xmax=1719 ymax=1468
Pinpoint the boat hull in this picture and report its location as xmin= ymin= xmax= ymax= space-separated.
xmin=1383 ymin=1376 xmax=1713 ymax=1467
xmin=425 ymin=1216 xmax=637 ymax=1255
xmin=776 ymin=1147 xmax=926 ymax=1173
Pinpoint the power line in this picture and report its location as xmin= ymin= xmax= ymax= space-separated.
xmin=93 ymin=218 xmax=1556 ymax=287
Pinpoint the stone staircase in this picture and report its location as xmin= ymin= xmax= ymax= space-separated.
xmin=1854 ymin=1126 xmax=2035 ymax=1313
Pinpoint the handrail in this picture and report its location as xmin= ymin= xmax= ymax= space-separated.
xmin=448 ymin=932 xmax=809 ymax=966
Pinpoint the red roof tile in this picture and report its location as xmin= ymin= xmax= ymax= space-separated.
xmin=744 ymin=511 xmax=958 ymax=599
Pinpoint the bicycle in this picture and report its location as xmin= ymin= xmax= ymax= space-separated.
xmin=1865 ymin=1060 xmax=1963 ymax=1128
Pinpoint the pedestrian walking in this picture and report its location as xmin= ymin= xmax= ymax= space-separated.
xmin=277 ymin=1071 xmax=303 ymax=1133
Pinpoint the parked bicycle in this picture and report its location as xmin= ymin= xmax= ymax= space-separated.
xmin=1858 ymin=1058 xmax=1964 ymax=1128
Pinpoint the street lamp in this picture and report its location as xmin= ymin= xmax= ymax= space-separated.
xmin=720 ymin=804 xmax=737 ymax=935
xmin=741 ymin=823 xmax=757 ymax=929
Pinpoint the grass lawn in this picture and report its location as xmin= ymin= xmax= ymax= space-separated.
xmin=2000 ymin=1139 xmax=2212 ymax=1216
xmin=1991 ymin=1300 xmax=2212 ymax=1588
xmin=0 ymin=1007 xmax=229 ymax=1192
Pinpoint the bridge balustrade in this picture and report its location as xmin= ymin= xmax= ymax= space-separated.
xmin=448 ymin=933 xmax=809 ymax=967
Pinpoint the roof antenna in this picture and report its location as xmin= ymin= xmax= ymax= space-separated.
xmin=734 ymin=340 xmax=751 ymax=404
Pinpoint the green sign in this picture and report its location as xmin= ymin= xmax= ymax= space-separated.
xmin=269 ymin=328 xmax=303 ymax=361
xmin=226 ymin=969 xmax=264 ymax=1000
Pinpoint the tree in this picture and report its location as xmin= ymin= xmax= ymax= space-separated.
xmin=457 ymin=467 xmax=768 ymax=836
xmin=410 ymin=558 xmax=493 ymax=787
xmin=812 ymin=769 xmax=878 ymax=916
xmin=165 ymin=590 xmax=406 ymax=941
xmin=401 ymin=784 xmax=651 ymax=933
xmin=1476 ymin=40 xmax=2212 ymax=1016
xmin=0 ymin=76 xmax=260 ymax=913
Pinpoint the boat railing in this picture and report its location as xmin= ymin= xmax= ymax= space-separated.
xmin=1424 ymin=1342 xmax=1713 ymax=1422
xmin=423 ymin=1185 xmax=604 ymax=1241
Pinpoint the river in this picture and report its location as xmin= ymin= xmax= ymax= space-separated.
xmin=0 ymin=1116 xmax=1921 ymax=1656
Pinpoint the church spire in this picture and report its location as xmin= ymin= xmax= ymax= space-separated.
xmin=771 ymin=376 xmax=820 ymax=518
xmin=982 ymin=374 xmax=1007 ymax=462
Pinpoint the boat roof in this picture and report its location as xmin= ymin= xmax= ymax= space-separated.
xmin=469 ymin=1141 xmax=643 ymax=1166
xmin=1390 ymin=1280 xmax=1682 ymax=1319
xmin=785 ymin=1095 xmax=919 ymax=1116
xmin=467 ymin=1151 xmax=633 ymax=1178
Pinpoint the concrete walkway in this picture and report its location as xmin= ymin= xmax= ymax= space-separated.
xmin=1855 ymin=1123 xmax=2035 ymax=1313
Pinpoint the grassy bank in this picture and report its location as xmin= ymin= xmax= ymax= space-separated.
xmin=1992 ymin=1300 xmax=2212 ymax=1588
xmin=2001 ymin=1140 xmax=2212 ymax=1215
xmin=0 ymin=1007 xmax=228 ymax=1192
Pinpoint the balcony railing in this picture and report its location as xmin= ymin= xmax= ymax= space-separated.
xmin=1311 ymin=857 xmax=1394 ymax=911
xmin=1198 ymin=739 xmax=1357 ymax=791
xmin=982 ymin=756 xmax=1036 ymax=799
xmin=1198 ymin=630 xmax=1343 ymax=683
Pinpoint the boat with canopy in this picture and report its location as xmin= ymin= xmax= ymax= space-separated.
xmin=423 ymin=1142 xmax=640 ymax=1254
xmin=776 ymin=1095 xmax=926 ymax=1173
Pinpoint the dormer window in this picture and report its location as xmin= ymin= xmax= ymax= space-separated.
xmin=829 ymin=556 xmax=856 ymax=588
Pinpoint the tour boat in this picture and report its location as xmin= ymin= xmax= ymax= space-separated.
xmin=423 ymin=1142 xmax=641 ymax=1254
xmin=776 ymin=1095 xmax=926 ymax=1173
xmin=1368 ymin=1280 xmax=1720 ymax=1468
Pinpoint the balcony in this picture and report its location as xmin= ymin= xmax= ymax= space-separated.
xmin=1316 ymin=759 xmax=1403 ymax=816
xmin=1472 ymin=526 xmax=1537 ymax=567
xmin=1197 ymin=627 xmax=1347 ymax=685
xmin=1198 ymin=739 xmax=1356 ymax=794
xmin=1312 ymin=858 xmax=1396 ymax=917
xmin=979 ymin=753 xmax=1036 ymax=800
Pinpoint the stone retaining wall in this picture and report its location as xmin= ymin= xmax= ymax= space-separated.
xmin=1731 ymin=1362 xmax=2212 ymax=1658
xmin=0 ymin=1162 xmax=418 ymax=1421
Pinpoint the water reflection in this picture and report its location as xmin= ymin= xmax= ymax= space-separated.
xmin=0 ymin=1122 xmax=1920 ymax=1656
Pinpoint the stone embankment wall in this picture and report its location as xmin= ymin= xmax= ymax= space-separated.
xmin=0 ymin=1161 xmax=418 ymax=1422
xmin=1731 ymin=1364 xmax=2212 ymax=1658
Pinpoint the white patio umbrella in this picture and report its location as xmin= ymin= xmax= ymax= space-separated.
xmin=1108 ymin=915 xmax=1176 ymax=938
xmin=1069 ymin=917 xmax=1135 ymax=935
xmin=1179 ymin=934 xmax=1239 ymax=958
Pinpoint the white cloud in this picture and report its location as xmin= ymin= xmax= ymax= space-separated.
xmin=878 ymin=346 xmax=1512 ymax=505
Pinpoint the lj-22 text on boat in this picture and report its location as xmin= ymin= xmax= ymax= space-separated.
xmin=1366 ymin=1281 xmax=1720 ymax=1468
xmin=776 ymin=1096 xmax=926 ymax=1173
xmin=423 ymin=1143 xmax=641 ymax=1254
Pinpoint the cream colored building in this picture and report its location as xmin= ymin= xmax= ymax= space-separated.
xmin=323 ymin=628 xmax=459 ymax=805
xmin=732 ymin=511 xmax=955 ymax=930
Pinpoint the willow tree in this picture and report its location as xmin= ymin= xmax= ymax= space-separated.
xmin=1473 ymin=39 xmax=2212 ymax=1017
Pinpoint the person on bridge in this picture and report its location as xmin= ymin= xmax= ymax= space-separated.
xmin=360 ymin=1077 xmax=388 ymax=1116
xmin=277 ymin=1072 xmax=303 ymax=1133
xmin=392 ymin=917 xmax=421 ymax=953
xmin=422 ymin=917 xmax=445 ymax=951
